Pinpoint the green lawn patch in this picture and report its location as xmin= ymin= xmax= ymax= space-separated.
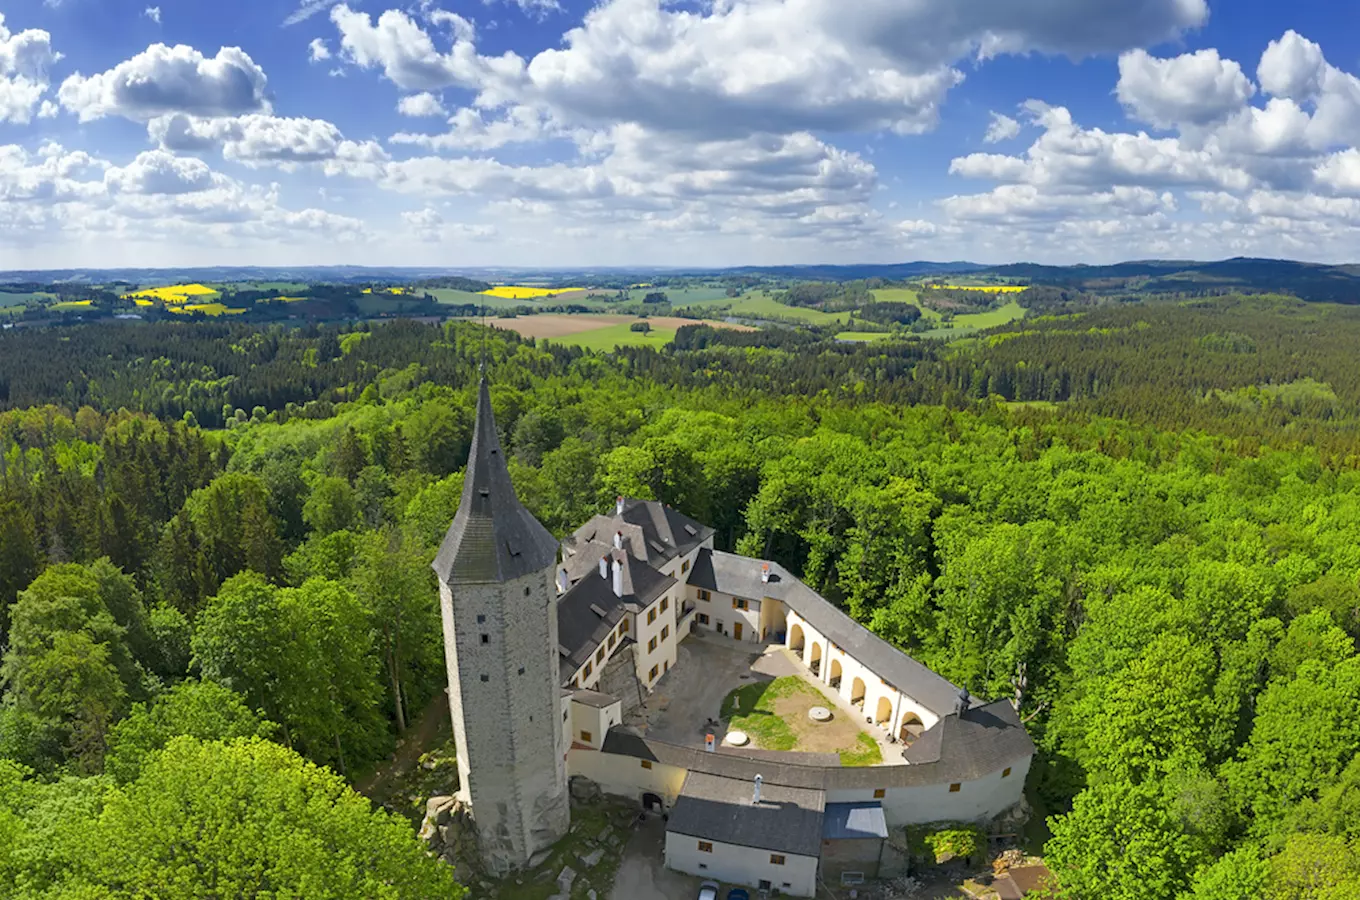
xmin=840 ymin=732 xmax=883 ymax=767
xmin=0 ymin=291 xmax=54 ymax=307
xmin=720 ymin=677 xmax=811 ymax=751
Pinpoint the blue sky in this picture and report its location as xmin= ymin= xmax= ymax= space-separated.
xmin=4 ymin=0 xmax=1360 ymax=267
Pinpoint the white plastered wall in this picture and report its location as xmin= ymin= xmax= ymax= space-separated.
xmin=664 ymin=832 xmax=818 ymax=897
xmin=567 ymin=747 xmax=689 ymax=808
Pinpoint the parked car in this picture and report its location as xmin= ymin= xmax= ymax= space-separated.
xmin=697 ymin=881 xmax=721 ymax=900
xmin=725 ymin=890 xmax=751 ymax=900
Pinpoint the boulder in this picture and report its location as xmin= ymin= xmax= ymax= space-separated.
xmin=557 ymin=866 xmax=577 ymax=892
xmin=569 ymin=775 xmax=601 ymax=803
xmin=579 ymin=848 xmax=605 ymax=869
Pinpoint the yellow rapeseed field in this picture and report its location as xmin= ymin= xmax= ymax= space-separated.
xmin=124 ymin=283 xmax=219 ymax=303
xmin=480 ymin=286 xmax=583 ymax=299
xmin=930 ymin=284 xmax=1028 ymax=293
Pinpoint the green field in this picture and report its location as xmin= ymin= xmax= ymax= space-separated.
xmin=550 ymin=322 xmax=679 ymax=350
xmin=727 ymin=292 xmax=850 ymax=325
xmin=222 ymin=281 xmax=308 ymax=292
xmin=916 ymin=300 xmax=1027 ymax=339
xmin=428 ymin=288 xmax=611 ymax=311
xmin=0 ymin=291 xmax=55 ymax=307
xmin=604 ymin=286 xmax=731 ymax=304
xmin=835 ymin=331 xmax=898 ymax=342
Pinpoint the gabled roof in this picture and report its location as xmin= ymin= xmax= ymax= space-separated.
xmin=667 ymin=771 xmax=825 ymax=858
xmin=565 ymin=498 xmax=713 ymax=569
xmin=432 ymin=380 xmax=560 ymax=585
xmin=556 ymin=551 xmax=675 ymax=678
xmin=902 ymin=700 xmax=1036 ymax=780
xmin=688 ymin=548 xmax=965 ymax=718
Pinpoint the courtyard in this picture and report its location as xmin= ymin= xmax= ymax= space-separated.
xmin=630 ymin=630 xmax=900 ymax=765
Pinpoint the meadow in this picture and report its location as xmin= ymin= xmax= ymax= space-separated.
xmin=727 ymin=292 xmax=852 ymax=325
xmin=489 ymin=313 xmax=751 ymax=350
xmin=836 ymin=300 xmax=1028 ymax=342
xmin=0 ymin=291 xmax=55 ymax=307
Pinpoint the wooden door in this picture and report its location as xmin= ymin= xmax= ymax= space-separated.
xmin=734 ymin=622 xmax=744 ymax=641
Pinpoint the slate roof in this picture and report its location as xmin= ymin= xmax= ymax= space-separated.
xmin=600 ymin=700 xmax=1033 ymax=790
xmin=667 ymin=771 xmax=825 ymax=858
xmin=432 ymin=380 xmax=559 ymax=585
xmin=556 ymin=551 xmax=674 ymax=678
xmin=565 ymin=498 xmax=714 ymax=569
xmin=687 ymin=549 xmax=965 ymax=718
xmin=822 ymin=802 xmax=888 ymax=841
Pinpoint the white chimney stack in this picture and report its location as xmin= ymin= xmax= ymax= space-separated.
xmin=557 ymin=567 xmax=569 ymax=593
xmin=753 ymin=774 xmax=763 ymax=805
xmin=616 ymin=496 xmax=625 ymax=516
xmin=599 ymin=556 xmax=609 ymax=580
xmin=612 ymin=558 xmax=624 ymax=598
xmin=760 ymin=563 xmax=771 ymax=584
xmin=614 ymin=530 xmax=623 ymax=550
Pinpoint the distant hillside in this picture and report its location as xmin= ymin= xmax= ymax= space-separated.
xmin=982 ymin=258 xmax=1360 ymax=303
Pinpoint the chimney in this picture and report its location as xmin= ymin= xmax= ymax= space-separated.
xmin=556 ymin=567 xmax=568 ymax=594
xmin=615 ymin=496 xmax=625 ymax=516
xmin=614 ymin=530 xmax=624 ymax=550
xmin=599 ymin=556 xmax=609 ymax=580
xmin=955 ymin=687 xmax=971 ymax=716
xmin=612 ymin=558 xmax=624 ymax=598
xmin=753 ymin=774 xmax=763 ymax=805
xmin=760 ymin=562 xmax=771 ymax=584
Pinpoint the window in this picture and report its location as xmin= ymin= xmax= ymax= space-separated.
xmin=698 ymin=614 xmax=710 ymax=625
xmin=648 ymin=637 xmax=658 ymax=652
xmin=524 ymin=586 xmax=531 ymax=596
xmin=698 ymin=589 xmax=711 ymax=601
xmin=649 ymin=665 xmax=659 ymax=680
xmin=480 ymin=674 xmax=489 ymax=683
xmin=949 ymin=783 xmax=961 ymax=793
xmin=873 ymin=788 xmax=885 ymax=799
xmin=640 ymin=760 xmax=653 ymax=770
xmin=1002 ymin=767 xmax=1012 ymax=778
xmin=620 ymin=619 xmax=630 ymax=633
xmin=584 ymin=662 xmax=593 ymax=677
xmin=661 ymin=597 xmax=669 ymax=613
xmin=682 ymin=560 xmax=690 ymax=574
xmin=481 ymin=634 xmax=489 ymax=644
xmin=476 ymin=614 xmax=486 ymax=624
xmin=581 ymin=730 xmax=592 ymax=742
xmin=664 ymin=660 xmax=669 ymax=673
xmin=608 ymin=634 xmax=616 ymax=649
xmin=648 ymin=609 xmax=657 ymax=625
xmin=563 ymin=710 xmax=569 ymax=721
xmin=733 ymin=598 xmax=748 ymax=610
xmin=770 ymin=855 xmax=785 ymax=866
xmin=596 ymin=647 xmax=606 ymax=663
xmin=518 ymin=666 xmax=525 ymax=675
xmin=661 ymin=626 xmax=670 ymax=640
xmin=698 ymin=841 xmax=712 ymax=853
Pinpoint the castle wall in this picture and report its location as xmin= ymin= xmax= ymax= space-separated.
xmin=440 ymin=567 xmax=570 ymax=874
xmin=826 ymin=754 xmax=1031 ymax=826
xmin=567 ymin=746 xmax=689 ymax=808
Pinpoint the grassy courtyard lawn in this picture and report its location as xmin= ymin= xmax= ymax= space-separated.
xmin=721 ymin=676 xmax=881 ymax=766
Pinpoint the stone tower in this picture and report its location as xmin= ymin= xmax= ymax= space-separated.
xmin=432 ymin=379 xmax=570 ymax=874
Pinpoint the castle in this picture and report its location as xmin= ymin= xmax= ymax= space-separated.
xmin=434 ymin=381 xmax=1034 ymax=894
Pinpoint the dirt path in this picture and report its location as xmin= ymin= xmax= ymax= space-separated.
xmin=355 ymin=691 xmax=449 ymax=801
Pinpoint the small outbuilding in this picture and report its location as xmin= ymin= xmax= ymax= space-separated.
xmin=819 ymin=801 xmax=889 ymax=883
xmin=664 ymin=771 xmax=824 ymax=897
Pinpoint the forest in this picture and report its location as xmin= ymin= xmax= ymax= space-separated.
xmin=4 ymin=295 xmax=1360 ymax=897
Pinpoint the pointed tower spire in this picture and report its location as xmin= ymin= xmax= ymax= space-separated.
xmin=432 ymin=379 xmax=558 ymax=584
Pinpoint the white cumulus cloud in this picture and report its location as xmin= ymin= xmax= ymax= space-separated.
xmin=1117 ymin=48 xmax=1254 ymax=128
xmin=308 ymin=39 xmax=331 ymax=63
xmin=144 ymin=7 xmax=161 ymax=24
xmin=0 ymin=14 xmax=62 ymax=125
xmin=397 ymin=92 xmax=446 ymax=117
xmin=58 ymin=44 xmax=271 ymax=122
xmin=984 ymin=112 xmax=1020 ymax=143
